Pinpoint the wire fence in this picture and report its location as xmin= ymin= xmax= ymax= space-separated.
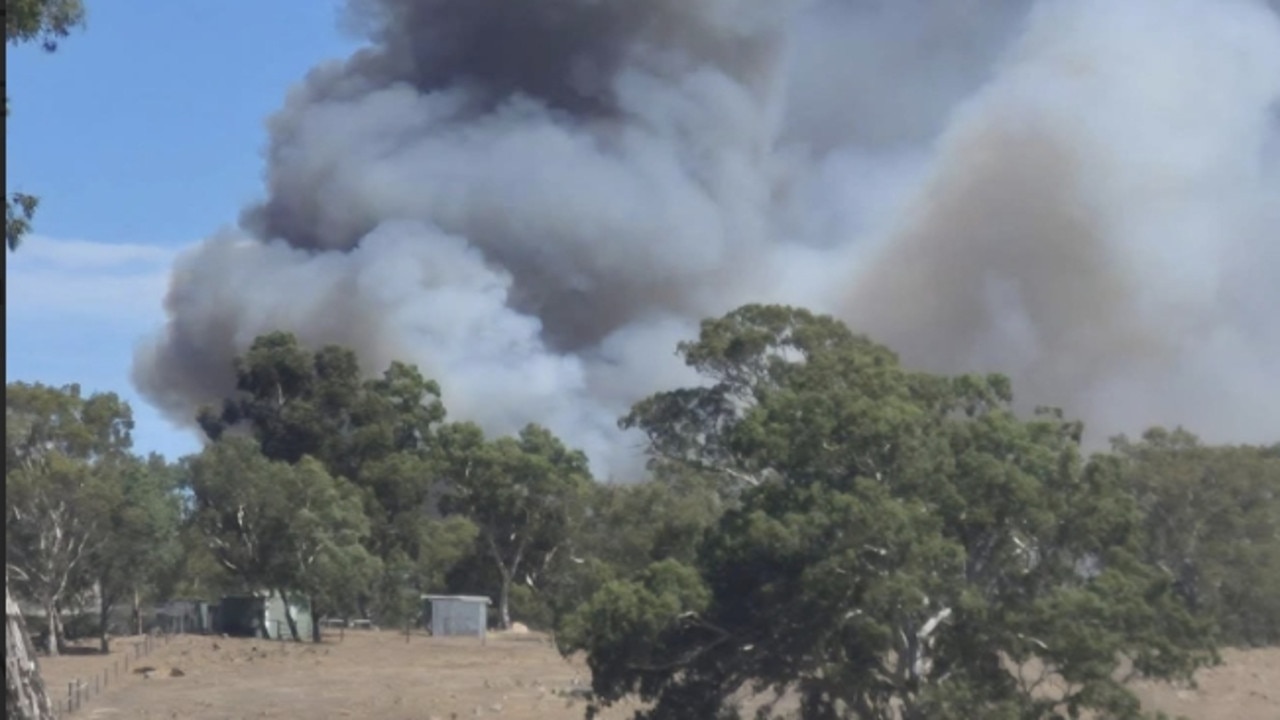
xmin=57 ymin=630 xmax=171 ymax=717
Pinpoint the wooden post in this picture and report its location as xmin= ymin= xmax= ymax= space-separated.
xmin=3 ymin=582 xmax=57 ymax=720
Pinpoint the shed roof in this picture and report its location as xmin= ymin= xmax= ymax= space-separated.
xmin=422 ymin=594 xmax=491 ymax=605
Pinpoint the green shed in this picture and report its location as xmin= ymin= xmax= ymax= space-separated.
xmin=215 ymin=591 xmax=313 ymax=641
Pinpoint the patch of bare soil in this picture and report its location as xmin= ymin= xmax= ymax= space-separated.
xmin=37 ymin=634 xmax=174 ymax=714
xmin=37 ymin=632 xmax=1280 ymax=719
xmin=43 ymin=631 xmax=631 ymax=720
xmin=1128 ymin=647 xmax=1280 ymax=720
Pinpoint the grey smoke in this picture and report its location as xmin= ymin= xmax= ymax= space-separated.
xmin=134 ymin=0 xmax=1280 ymax=477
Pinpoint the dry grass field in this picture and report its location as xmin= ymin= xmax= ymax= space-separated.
xmin=37 ymin=631 xmax=1280 ymax=720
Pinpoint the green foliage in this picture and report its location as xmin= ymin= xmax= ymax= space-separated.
xmin=560 ymin=559 xmax=711 ymax=716
xmin=198 ymin=333 xmax=445 ymax=471
xmin=569 ymin=304 xmax=1215 ymax=720
xmin=195 ymin=332 xmax=482 ymax=626
xmin=369 ymin=552 xmax=421 ymax=630
xmin=1114 ymin=428 xmax=1280 ymax=647
xmin=5 ymin=382 xmax=142 ymax=652
xmin=91 ymin=453 xmax=183 ymax=644
xmin=6 ymin=192 xmax=39 ymax=252
xmin=159 ymin=522 xmax=238 ymax=601
xmin=440 ymin=422 xmax=595 ymax=629
xmin=587 ymin=467 xmax=722 ymax=576
xmin=6 ymin=0 xmax=84 ymax=49
xmin=522 ymin=467 xmax=722 ymax=636
xmin=184 ymin=437 xmax=379 ymax=639
xmin=437 ymin=420 xmax=596 ymax=627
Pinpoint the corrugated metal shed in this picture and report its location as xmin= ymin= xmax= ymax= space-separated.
xmin=422 ymin=595 xmax=490 ymax=638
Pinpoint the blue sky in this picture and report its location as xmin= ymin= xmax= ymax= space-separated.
xmin=6 ymin=1 xmax=363 ymax=460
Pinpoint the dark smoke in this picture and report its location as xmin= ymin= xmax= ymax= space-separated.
xmin=134 ymin=0 xmax=1280 ymax=476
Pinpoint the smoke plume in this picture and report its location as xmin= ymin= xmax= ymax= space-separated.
xmin=134 ymin=0 xmax=1280 ymax=477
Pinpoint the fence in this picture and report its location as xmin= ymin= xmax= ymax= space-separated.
xmin=56 ymin=630 xmax=171 ymax=716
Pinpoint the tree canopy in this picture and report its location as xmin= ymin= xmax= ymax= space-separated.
xmin=562 ymin=305 xmax=1217 ymax=720
xmin=5 ymin=382 xmax=177 ymax=655
xmin=439 ymin=422 xmax=595 ymax=629
xmin=184 ymin=436 xmax=377 ymax=640
xmin=1113 ymin=428 xmax=1280 ymax=647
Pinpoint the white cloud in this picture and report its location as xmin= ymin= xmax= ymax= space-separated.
xmin=5 ymin=235 xmax=183 ymax=323
xmin=6 ymin=235 xmax=202 ymax=461
xmin=13 ymin=236 xmax=176 ymax=268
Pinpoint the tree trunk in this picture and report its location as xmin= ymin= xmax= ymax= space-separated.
xmin=98 ymin=582 xmax=113 ymax=654
xmin=52 ymin=609 xmax=65 ymax=656
xmin=6 ymin=585 xmax=56 ymax=720
xmin=132 ymin=589 xmax=142 ymax=636
xmin=498 ymin=575 xmax=512 ymax=631
xmin=310 ymin=597 xmax=321 ymax=643
xmin=487 ymin=534 xmax=519 ymax=632
xmin=277 ymin=590 xmax=300 ymax=641
xmin=42 ymin=601 xmax=58 ymax=658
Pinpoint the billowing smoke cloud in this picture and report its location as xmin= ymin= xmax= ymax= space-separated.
xmin=134 ymin=0 xmax=1280 ymax=477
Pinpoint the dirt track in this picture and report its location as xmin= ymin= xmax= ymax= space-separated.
xmin=38 ymin=632 xmax=1280 ymax=719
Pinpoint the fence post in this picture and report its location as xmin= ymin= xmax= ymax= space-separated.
xmin=67 ymin=682 xmax=73 ymax=713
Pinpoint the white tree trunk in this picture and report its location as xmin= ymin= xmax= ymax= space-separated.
xmin=6 ymin=585 xmax=56 ymax=720
xmin=43 ymin=600 xmax=58 ymax=658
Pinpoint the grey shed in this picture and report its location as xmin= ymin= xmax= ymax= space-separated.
xmin=422 ymin=595 xmax=490 ymax=638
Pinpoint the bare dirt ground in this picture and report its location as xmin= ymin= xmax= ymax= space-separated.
xmin=38 ymin=631 xmax=1280 ymax=720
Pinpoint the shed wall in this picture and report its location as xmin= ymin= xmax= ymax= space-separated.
xmin=429 ymin=598 xmax=486 ymax=638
